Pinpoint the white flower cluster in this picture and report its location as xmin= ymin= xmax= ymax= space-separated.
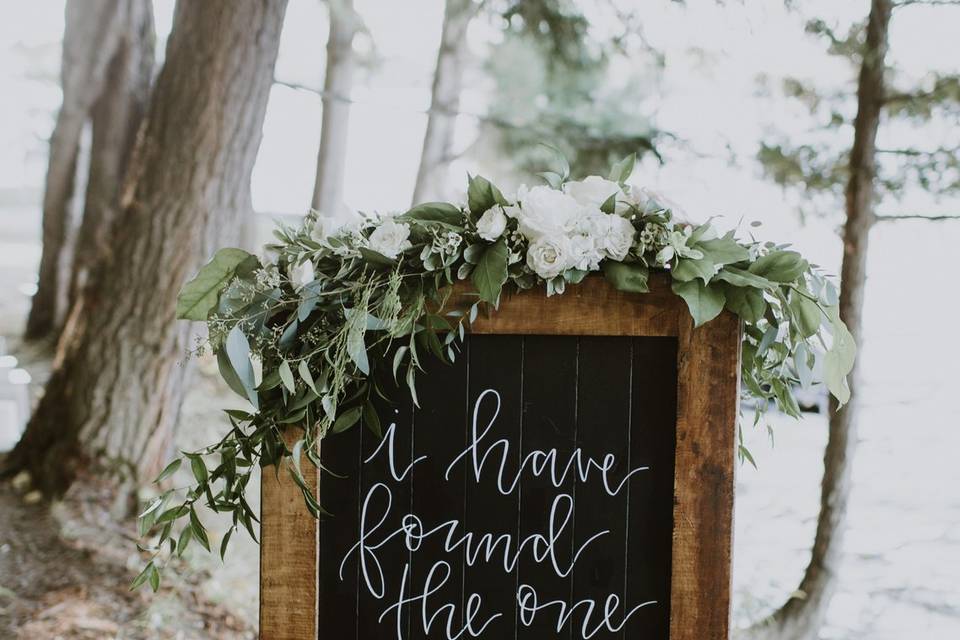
xmin=487 ymin=176 xmax=637 ymax=280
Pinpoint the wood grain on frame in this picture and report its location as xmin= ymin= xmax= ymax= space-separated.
xmin=259 ymin=273 xmax=740 ymax=640
xmin=260 ymin=429 xmax=320 ymax=640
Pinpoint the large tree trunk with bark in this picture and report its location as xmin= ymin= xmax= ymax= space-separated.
xmin=4 ymin=0 xmax=288 ymax=501
xmin=26 ymin=0 xmax=136 ymax=340
xmin=411 ymin=0 xmax=478 ymax=205
xmin=311 ymin=0 xmax=359 ymax=217
xmin=741 ymin=1 xmax=890 ymax=638
xmin=67 ymin=0 xmax=155 ymax=315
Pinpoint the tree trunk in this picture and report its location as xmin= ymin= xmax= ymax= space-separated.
xmin=740 ymin=1 xmax=890 ymax=638
xmin=311 ymin=0 xmax=359 ymax=217
xmin=26 ymin=0 xmax=133 ymax=340
xmin=411 ymin=0 xmax=478 ymax=205
xmin=4 ymin=0 xmax=288 ymax=501
xmin=67 ymin=0 xmax=155 ymax=317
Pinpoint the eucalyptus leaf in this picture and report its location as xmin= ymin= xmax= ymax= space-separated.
xmin=608 ymin=152 xmax=636 ymax=184
xmin=176 ymin=248 xmax=255 ymax=320
xmin=278 ymin=360 xmax=296 ymax=394
xmin=602 ymin=261 xmax=649 ymax=293
xmin=402 ymin=202 xmax=463 ymax=225
xmin=672 ymin=279 xmax=726 ymax=327
xmin=748 ymin=250 xmax=809 ymax=283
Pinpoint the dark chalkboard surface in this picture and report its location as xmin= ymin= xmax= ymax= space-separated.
xmin=317 ymin=334 xmax=678 ymax=640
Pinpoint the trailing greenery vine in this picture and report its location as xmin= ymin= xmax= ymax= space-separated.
xmin=133 ymin=153 xmax=855 ymax=589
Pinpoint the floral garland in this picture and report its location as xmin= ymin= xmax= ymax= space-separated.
xmin=133 ymin=154 xmax=855 ymax=589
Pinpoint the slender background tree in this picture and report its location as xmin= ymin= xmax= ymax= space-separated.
xmin=412 ymin=0 xmax=482 ymax=204
xmin=743 ymin=0 xmax=959 ymax=637
xmin=3 ymin=0 xmax=289 ymax=503
xmin=311 ymin=0 xmax=362 ymax=217
xmin=26 ymin=0 xmax=152 ymax=340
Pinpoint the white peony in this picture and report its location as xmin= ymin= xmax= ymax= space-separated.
xmin=476 ymin=206 xmax=508 ymax=241
xmin=567 ymin=233 xmax=604 ymax=272
xmin=367 ymin=219 xmax=412 ymax=259
xmin=564 ymin=176 xmax=624 ymax=210
xmin=596 ymin=214 xmax=636 ymax=262
xmin=526 ymin=235 xmax=572 ymax=280
xmin=515 ymin=185 xmax=582 ymax=240
xmin=287 ymin=259 xmax=315 ymax=290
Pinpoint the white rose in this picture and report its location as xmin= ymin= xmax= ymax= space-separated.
xmin=515 ymin=185 xmax=582 ymax=240
xmin=287 ymin=259 xmax=315 ymax=290
xmin=367 ymin=219 xmax=412 ymax=259
xmin=564 ymin=176 xmax=624 ymax=210
xmin=597 ymin=214 xmax=636 ymax=262
xmin=526 ymin=235 xmax=572 ymax=280
xmin=476 ymin=206 xmax=507 ymax=241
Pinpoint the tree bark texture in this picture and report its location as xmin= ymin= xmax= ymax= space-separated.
xmin=740 ymin=1 xmax=890 ymax=638
xmin=311 ymin=0 xmax=359 ymax=217
xmin=5 ymin=0 xmax=288 ymax=498
xmin=26 ymin=0 xmax=134 ymax=340
xmin=68 ymin=0 xmax=155 ymax=315
xmin=411 ymin=0 xmax=478 ymax=205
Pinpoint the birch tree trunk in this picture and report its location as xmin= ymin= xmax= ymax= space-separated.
xmin=26 ymin=0 xmax=133 ymax=340
xmin=4 ymin=0 xmax=288 ymax=500
xmin=67 ymin=0 xmax=155 ymax=315
xmin=311 ymin=0 xmax=359 ymax=217
xmin=740 ymin=1 xmax=891 ymax=637
xmin=411 ymin=0 xmax=478 ymax=205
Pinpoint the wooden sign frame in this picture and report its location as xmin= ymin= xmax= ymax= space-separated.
xmin=260 ymin=273 xmax=741 ymax=640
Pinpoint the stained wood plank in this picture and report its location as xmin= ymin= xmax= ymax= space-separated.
xmin=463 ymin=334 xmax=523 ymax=637
xmin=670 ymin=313 xmax=740 ymax=640
xmin=409 ymin=343 xmax=470 ymax=639
xmin=571 ymin=337 xmax=633 ymax=639
xmin=356 ymin=388 xmax=416 ymax=639
xmin=260 ymin=429 xmax=319 ymax=640
xmin=516 ymin=336 xmax=578 ymax=640
xmin=453 ymin=274 xmax=682 ymax=337
xmin=317 ymin=420 xmax=362 ymax=638
xmin=624 ymin=337 xmax=678 ymax=637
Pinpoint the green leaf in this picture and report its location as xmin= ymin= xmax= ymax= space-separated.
xmin=602 ymin=261 xmax=649 ymax=293
xmin=131 ymin=562 xmax=154 ymax=591
xmin=748 ymin=250 xmax=809 ymax=283
xmin=153 ymin=459 xmax=181 ymax=484
xmin=789 ymin=291 xmax=822 ymax=338
xmin=332 ymin=406 xmax=363 ymax=433
xmin=224 ymin=325 xmax=258 ymax=408
xmin=363 ymin=402 xmax=382 ymax=439
xmin=297 ymin=360 xmax=317 ymax=395
xmin=189 ymin=509 xmax=211 ymax=552
xmin=358 ymin=247 xmax=398 ymax=267
xmin=823 ymin=306 xmax=856 ymax=405
xmin=402 ymin=202 xmax=463 ymax=226
xmin=600 ymin=193 xmax=617 ymax=214
xmin=714 ymin=266 xmax=772 ymax=289
xmin=467 ymin=175 xmax=506 ymax=215
xmin=672 ymin=279 xmax=726 ymax=327
xmin=189 ymin=456 xmax=208 ymax=485
xmin=672 ymin=256 xmax=716 ymax=283
xmin=723 ymin=284 xmax=767 ymax=324
xmin=608 ymin=152 xmax=636 ymax=184
xmin=220 ymin=529 xmax=233 ymax=561
xmin=347 ymin=324 xmax=369 ymax=375
xmin=698 ymin=232 xmax=750 ymax=265
xmin=176 ymin=248 xmax=255 ymax=320
xmin=471 ymin=238 xmax=509 ymax=304
xmin=278 ymin=360 xmax=296 ymax=394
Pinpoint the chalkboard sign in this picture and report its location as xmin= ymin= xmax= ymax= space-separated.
xmin=260 ymin=276 xmax=740 ymax=640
